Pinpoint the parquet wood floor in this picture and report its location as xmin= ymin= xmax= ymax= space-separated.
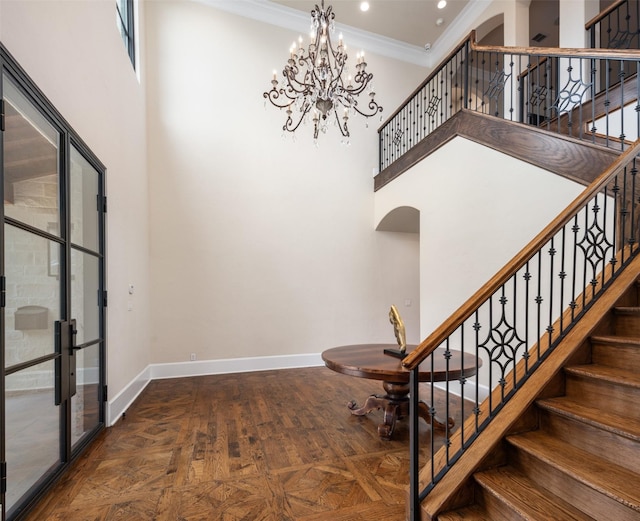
xmin=22 ymin=367 xmax=468 ymax=521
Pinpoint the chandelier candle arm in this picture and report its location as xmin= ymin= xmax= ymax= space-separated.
xmin=263 ymin=0 xmax=382 ymax=142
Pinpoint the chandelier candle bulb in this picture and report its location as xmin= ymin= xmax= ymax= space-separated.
xmin=263 ymin=0 xmax=382 ymax=141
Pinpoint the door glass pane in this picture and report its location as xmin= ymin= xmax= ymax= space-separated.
xmin=5 ymin=359 xmax=61 ymax=513
xmin=3 ymin=74 xmax=60 ymax=235
xmin=71 ymin=249 xmax=100 ymax=345
xmin=70 ymin=146 xmax=99 ymax=252
xmin=4 ymin=224 xmax=61 ymax=367
xmin=71 ymin=343 xmax=100 ymax=448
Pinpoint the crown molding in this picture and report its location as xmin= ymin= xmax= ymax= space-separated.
xmin=426 ymin=0 xmax=490 ymax=68
xmin=196 ymin=0 xmax=430 ymax=67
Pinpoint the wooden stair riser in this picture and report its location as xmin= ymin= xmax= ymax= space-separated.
xmin=436 ymin=504 xmax=495 ymax=521
xmin=472 ymin=482 xmax=527 ymax=521
xmin=564 ymin=373 xmax=640 ymax=422
xmin=538 ymin=408 xmax=640 ymax=473
xmin=612 ymin=307 xmax=640 ymax=336
xmin=591 ymin=338 xmax=640 ymax=370
xmin=508 ymin=445 xmax=638 ymax=521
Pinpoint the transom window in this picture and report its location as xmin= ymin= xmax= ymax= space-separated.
xmin=116 ymin=0 xmax=135 ymax=68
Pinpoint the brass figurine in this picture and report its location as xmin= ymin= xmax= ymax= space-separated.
xmin=389 ymin=304 xmax=407 ymax=353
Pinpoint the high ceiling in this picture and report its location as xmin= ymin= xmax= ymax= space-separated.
xmin=207 ymin=0 xmax=567 ymax=67
xmin=269 ymin=0 xmax=471 ymax=49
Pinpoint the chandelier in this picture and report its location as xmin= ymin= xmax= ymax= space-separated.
xmin=263 ymin=1 xmax=383 ymax=142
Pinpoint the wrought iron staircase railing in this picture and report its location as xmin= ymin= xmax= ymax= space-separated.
xmin=402 ymin=137 xmax=640 ymax=519
xmin=378 ymin=11 xmax=640 ymax=517
xmin=403 ymin=136 xmax=640 ymax=521
xmin=378 ymin=31 xmax=640 ymax=177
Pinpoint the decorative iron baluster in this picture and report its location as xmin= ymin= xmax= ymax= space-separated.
xmin=575 ymin=194 xmax=615 ymax=292
xmin=483 ymin=55 xmax=511 ymax=118
xmin=522 ymin=263 xmax=532 ymax=372
xmin=558 ymin=227 xmax=566 ymax=334
xmin=550 ymin=58 xmax=593 ymax=138
xmin=546 ymin=238 xmax=556 ymax=350
xmin=477 ymin=285 xmax=527 ymax=404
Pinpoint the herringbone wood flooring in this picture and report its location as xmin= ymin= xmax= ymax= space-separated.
xmin=22 ymin=367 xmax=467 ymax=521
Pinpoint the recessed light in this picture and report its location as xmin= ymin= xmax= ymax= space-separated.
xmin=437 ymin=0 xmax=447 ymax=9
xmin=360 ymin=2 xmax=370 ymax=12
xmin=436 ymin=18 xmax=444 ymax=26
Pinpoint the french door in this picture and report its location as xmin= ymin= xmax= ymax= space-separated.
xmin=0 ymin=48 xmax=106 ymax=520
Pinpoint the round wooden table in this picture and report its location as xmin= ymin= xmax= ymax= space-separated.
xmin=322 ymin=343 xmax=480 ymax=440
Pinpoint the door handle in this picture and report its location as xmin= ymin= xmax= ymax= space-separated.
xmin=70 ymin=326 xmax=80 ymax=351
xmin=69 ymin=319 xmax=77 ymax=397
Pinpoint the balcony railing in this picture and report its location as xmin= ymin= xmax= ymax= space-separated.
xmin=587 ymin=0 xmax=640 ymax=50
xmin=378 ymin=31 xmax=640 ymax=177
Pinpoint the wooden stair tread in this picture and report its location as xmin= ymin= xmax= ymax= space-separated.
xmin=437 ymin=504 xmax=492 ymax=520
xmin=537 ymin=396 xmax=640 ymax=442
xmin=590 ymin=334 xmax=640 ymax=347
xmin=613 ymin=306 xmax=640 ymax=315
xmin=564 ymin=364 xmax=640 ymax=388
xmin=506 ymin=430 xmax=640 ymax=511
xmin=474 ymin=466 xmax=597 ymax=521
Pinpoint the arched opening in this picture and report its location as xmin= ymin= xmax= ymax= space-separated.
xmin=375 ymin=205 xmax=419 ymax=233
xmin=375 ymin=206 xmax=421 ymax=344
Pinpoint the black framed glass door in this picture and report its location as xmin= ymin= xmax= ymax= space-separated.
xmin=0 ymin=47 xmax=106 ymax=521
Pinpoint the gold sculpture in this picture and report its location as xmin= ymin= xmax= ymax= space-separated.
xmin=389 ymin=304 xmax=407 ymax=353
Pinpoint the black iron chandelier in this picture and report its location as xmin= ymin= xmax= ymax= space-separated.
xmin=263 ymin=1 xmax=383 ymax=142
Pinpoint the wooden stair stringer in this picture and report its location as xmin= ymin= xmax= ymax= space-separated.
xmin=418 ymin=252 xmax=640 ymax=521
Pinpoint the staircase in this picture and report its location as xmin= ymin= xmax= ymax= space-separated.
xmin=438 ymin=281 xmax=640 ymax=520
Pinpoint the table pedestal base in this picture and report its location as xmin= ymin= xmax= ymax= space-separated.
xmin=347 ymin=381 xmax=454 ymax=440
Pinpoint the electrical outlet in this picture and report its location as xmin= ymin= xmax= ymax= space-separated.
xmin=190 ymin=353 xmax=196 ymax=361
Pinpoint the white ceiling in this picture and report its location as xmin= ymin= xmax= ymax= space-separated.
xmin=203 ymin=0 xmax=562 ymax=67
xmin=269 ymin=0 xmax=471 ymax=49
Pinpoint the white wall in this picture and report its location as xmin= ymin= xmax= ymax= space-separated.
xmin=144 ymin=1 xmax=426 ymax=363
xmin=0 ymin=0 xmax=151 ymax=410
xmin=1 ymin=0 xmax=588 ymax=418
xmin=374 ymin=136 xmax=585 ymax=338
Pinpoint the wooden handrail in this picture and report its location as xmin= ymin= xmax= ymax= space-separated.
xmin=402 ymin=139 xmax=640 ymax=370
xmin=585 ymin=0 xmax=627 ymax=31
xmin=471 ymin=41 xmax=640 ymax=60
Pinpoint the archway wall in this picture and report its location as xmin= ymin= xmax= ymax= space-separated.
xmin=373 ymin=206 xmax=421 ymax=345
xmin=429 ymin=0 xmax=527 ymax=68
xmin=374 ymin=136 xmax=585 ymax=340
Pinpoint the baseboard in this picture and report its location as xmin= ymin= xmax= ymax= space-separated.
xmin=107 ymin=364 xmax=152 ymax=426
xmin=107 ymin=353 xmax=324 ymax=426
xmin=107 ymin=354 xmax=488 ymax=427
xmin=434 ymin=380 xmax=490 ymax=402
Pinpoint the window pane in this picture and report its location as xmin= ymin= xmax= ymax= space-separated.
xmin=71 ymin=249 xmax=100 ymax=345
xmin=116 ymin=0 xmax=128 ymax=26
xmin=70 ymin=145 xmax=100 ymax=252
xmin=4 ymin=224 xmax=61 ymax=368
xmin=115 ymin=0 xmax=134 ymax=67
xmin=5 ymin=360 xmax=61 ymax=513
xmin=71 ymin=343 xmax=101 ymax=447
xmin=2 ymin=74 xmax=60 ymax=235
